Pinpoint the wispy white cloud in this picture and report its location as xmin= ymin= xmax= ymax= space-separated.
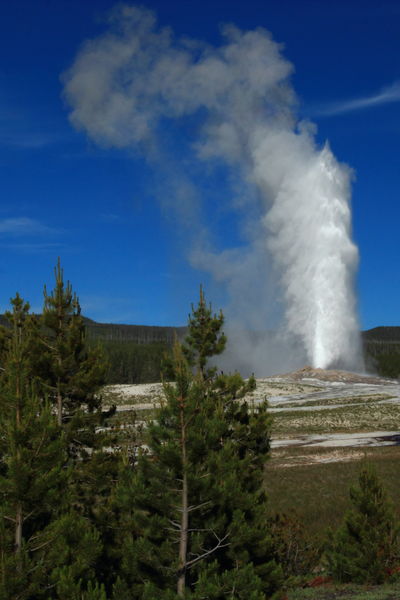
xmin=0 ymin=242 xmax=65 ymax=254
xmin=100 ymin=212 xmax=122 ymax=223
xmin=0 ymin=132 xmax=60 ymax=149
xmin=0 ymin=218 xmax=64 ymax=254
xmin=315 ymin=82 xmax=400 ymax=116
xmin=0 ymin=217 xmax=57 ymax=236
xmin=0 ymin=100 xmax=72 ymax=149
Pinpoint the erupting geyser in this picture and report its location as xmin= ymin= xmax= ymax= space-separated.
xmin=257 ymin=141 xmax=361 ymax=370
xmin=63 ymin=5 xmax=363 ymax=371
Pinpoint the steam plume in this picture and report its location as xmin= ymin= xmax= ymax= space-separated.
xmin=63 ymin=5 xmax=363 ymax=371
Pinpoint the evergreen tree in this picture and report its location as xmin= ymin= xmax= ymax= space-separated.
xmin=40 ymin=511 xmax=106 ymax=599
xmin=326 ymin=464 xmax=400 ymax=584
xmin=0 ymin=279 xmax=113 ymax=599
xmin=113 ymin=320 xmax=281 ymax=598
xmin=40 ymin=258 xmax=107 ymax=427
xmin=38 ymin=261 xmax=119 ymax=593
xmin=0 ymin=294 xmax=68 ymax=598
xmin=183 ymin=285 xmax=226 ymax=381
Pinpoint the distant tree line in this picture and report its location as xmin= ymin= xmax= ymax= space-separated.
xmin=362 ymin=326 xmax=400 ymax=378
xmin=95 ymin=328 xmax=400 ymax=384
xmin=85 ymin=321 xmax=186 ymax=345
xmin=95 ymin=340 xmax=168 ymax=384
xmin=2 ymin=315 xmax=399 ymax=383
xmin=86 ymin=322 xmax=183 ymax=385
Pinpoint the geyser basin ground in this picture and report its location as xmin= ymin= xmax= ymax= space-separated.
xmin=102 ymin=367 xmax=400 ymax=463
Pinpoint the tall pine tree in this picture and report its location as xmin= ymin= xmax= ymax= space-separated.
xmin=39 ymin=260 xmax=119 ymax=594
xmin=40 ymin=258 xmax=106 ymax=427
xmin=112 ymin=291 xmax=282 ymax=599
xmin=0 ymin=277 xmax=115 ymax=598
xmin=0 ymin=294 xmax=67 ymax=598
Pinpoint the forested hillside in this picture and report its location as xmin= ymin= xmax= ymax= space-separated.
xmin=362 ymin=327 xmax=400 ymax=377
xmin=0 ymin=315 xmax=186 ymax=345
xmin=1 ymin=313 xmax=399 ymax=382
xmin=85 ymin=322 xmax=186 ymax=383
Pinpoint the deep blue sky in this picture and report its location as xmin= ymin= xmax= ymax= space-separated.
xmin=0 ymin=0 xmax=399 ymax=329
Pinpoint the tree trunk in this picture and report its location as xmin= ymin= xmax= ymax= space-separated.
xmin=57 ymin=392 xmax=62 ymax=426
xmin=57 ymin=375 xmax=62 ymax=426
xmin=15 ymin=504 xmax=22 ymax=556
xmin=177 ymin=402 xmax=188 ymax=597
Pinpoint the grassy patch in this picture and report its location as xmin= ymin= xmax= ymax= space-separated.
xmin=101 ymin=387 xmax=164 ymax=407
xmin=286 ymin=581 xmax=400 ymax=599
xmin=107 ymin=408 xmax=156 ymax=427
xmin=266 ymin=446 xmax=400 ymax=538
xmin=273 ymin=395 xmax=393 ymax=409
xmin=271 ymin=403 xmax=400 ymax=434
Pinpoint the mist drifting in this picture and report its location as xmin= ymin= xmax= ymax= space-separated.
xmin=63 ymin=5 xmax=363 ymax=372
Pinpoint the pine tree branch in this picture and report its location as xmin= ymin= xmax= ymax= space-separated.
xmin=174 ymin=500 xmax=211 ymax=514
xmin=29 ymin=538 xmax=53 ymax=552
xmin=183 ymin=532 xmax=230 ymax=569
xmin=187 ymin=500 xmax=211 ymax=513
xmin=167 ymin=519 xmax=181 ymax=529
xmin=3 ymin=515 xmax=16 ymax=524
xmin=33 ymin=430 xmax=47 ymax=459
xmin=39 ymin=337 xmax=56 ymax=352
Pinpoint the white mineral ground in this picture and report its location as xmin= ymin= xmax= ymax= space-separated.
xmin=102 ymin=367 xmax=400 ymax=462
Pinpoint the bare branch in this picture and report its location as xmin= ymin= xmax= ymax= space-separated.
xmin=187 ymin=500 xmax=211 ymax=513
xmin=3 ymin=515 xmax=16 ymax=524
xmin=184 ymin=533 xmax=230 ymax=570
xmin=167 ymin=519 xmax=181 ymax=529
xmin=175 ymin=500 xmax=211 ymax=514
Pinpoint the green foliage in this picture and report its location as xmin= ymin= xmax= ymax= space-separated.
xmin=326 ymin=465 xmax=400 ymax=584
xmin=9 ymin=274 xmax=400 ymax=599
xmin=373 ymin=353 xmax=400 ymax=378
xmin=183 ymin=285 xmax=226 ymax=380
xmin=0 ymin=293 xmax=41 ymax=392
xmin=286 ymin=581 xmax=400 ymax=600
xmin=0 ymin=296 xmax=67 ymax=521
xmin=0 ymin=272 xmax=115 ymax=598
xmin=54 ymin=571 xmax=107 ymax=600
xmin=43 ymin=512 xmax=103 ymax=592
xmin=99 ymin=340 xmax=168 ymax=384
xmin=40 ymin=258 xmax=107 ymax=424
xmin=113 ymin=336 xmax=282 ymax=598
xmin=363 ymin=338 xmax=400 ymax=378
xmin=0 ymin=294 xmax=68 ymax=599
xmin=0 ymin=545 xmax=44 ymax=600
xmin=193 ymin=561 xmax=278 ymax=599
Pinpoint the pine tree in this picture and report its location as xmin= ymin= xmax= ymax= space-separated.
xmin=183 ymin=285 xmax=226 ymax=381
xmin=113 ymin=292 xmax=282 ymax=598
xmin=0 ymin=294 xmax=68 ymax=598
xmin=40 ymin=511 xmax=106 ymax=599
xmin=326 ymin=464 xmax=400 ymax=584
xmin=40 ymin=258 xmax=107 ymax=428
xmin=38 ymin=261 xmax=119 ymax=593
xmin=0 ymin=281 xmax=112 ymax=598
